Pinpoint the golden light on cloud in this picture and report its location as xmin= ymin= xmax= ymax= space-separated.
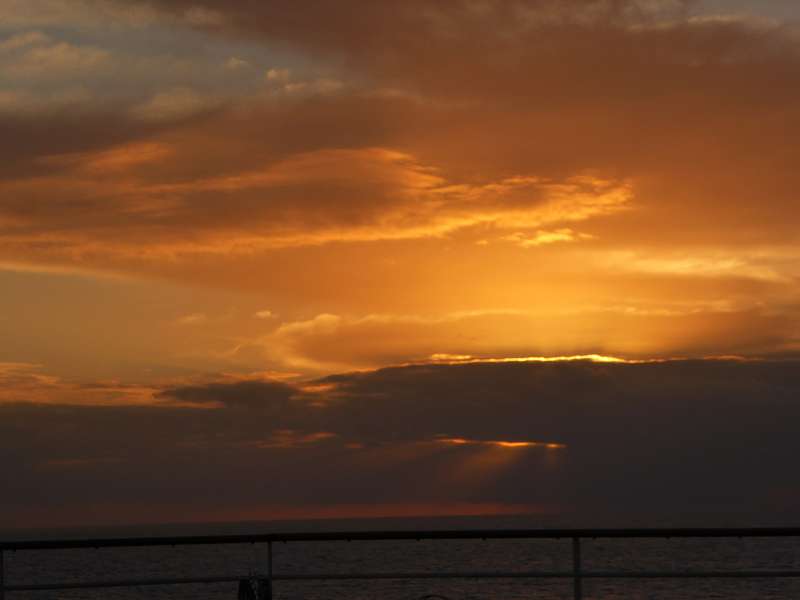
xmin=436 ymin=437 xmax=567 ymax=450
xmin=0 ymin=143 xmax=633 ymax=261
xmin=427 ymin=354 xmax=639 ymax=365
xmin=502 ymin=228 xmax=594 ymax=248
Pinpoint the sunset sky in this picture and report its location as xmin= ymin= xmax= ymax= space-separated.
xmin=2 ymin=0 xmax=800 ymax=529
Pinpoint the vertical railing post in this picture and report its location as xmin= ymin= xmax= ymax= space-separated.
xmin=266 ymin=541 xmax=273 ymax=600
xmin=0 ymin=549 xmax=5 ymax=600
xmin=572 ymin=537 xmax=582 ymax=600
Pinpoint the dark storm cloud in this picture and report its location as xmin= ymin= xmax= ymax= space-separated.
xmin=4 ymin=359 xmax=800 ymax=526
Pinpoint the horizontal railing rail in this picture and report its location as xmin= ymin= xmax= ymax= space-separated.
xmin=5 ymin=527 xmax=800 ymax=550
xmin=2 ymin=527 xmax=800 ymax=599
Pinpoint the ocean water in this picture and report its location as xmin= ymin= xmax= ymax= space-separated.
xmin=3 ymin=516 xmax=800 ymax=599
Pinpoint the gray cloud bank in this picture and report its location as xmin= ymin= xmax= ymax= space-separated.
xmin=3 ymin=358 xmax=800 ymax=527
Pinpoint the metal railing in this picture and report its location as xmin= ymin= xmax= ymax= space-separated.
xmin=3 ymin=527 xmax=800 ymax=599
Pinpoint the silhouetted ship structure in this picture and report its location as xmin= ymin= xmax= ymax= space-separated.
xmin=3 ymin=527 xmax=800 ymax=599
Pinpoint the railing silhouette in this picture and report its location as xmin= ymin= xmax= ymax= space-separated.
xmin=3 ymin=527 xmax=800 ymax=599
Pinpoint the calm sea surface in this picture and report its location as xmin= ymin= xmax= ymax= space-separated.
xmin=3 ymin=516 xmax=800 ymax=599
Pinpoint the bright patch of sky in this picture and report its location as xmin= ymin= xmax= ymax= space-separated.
xmin=0 ymin=10 xmax=319 ymax=111
xmin=697 ymin=0 xmax=798 ymax=21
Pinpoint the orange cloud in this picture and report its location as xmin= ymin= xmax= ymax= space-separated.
xmin=0 ymin=362 xmax=198 ymax=407
xmin=1 ymin=0 xmax=799 ymax=405
xmin=0 ymin=363 xmax=164 ymax=406
xmin=0 ymin=143 xmax=632 ymax=266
